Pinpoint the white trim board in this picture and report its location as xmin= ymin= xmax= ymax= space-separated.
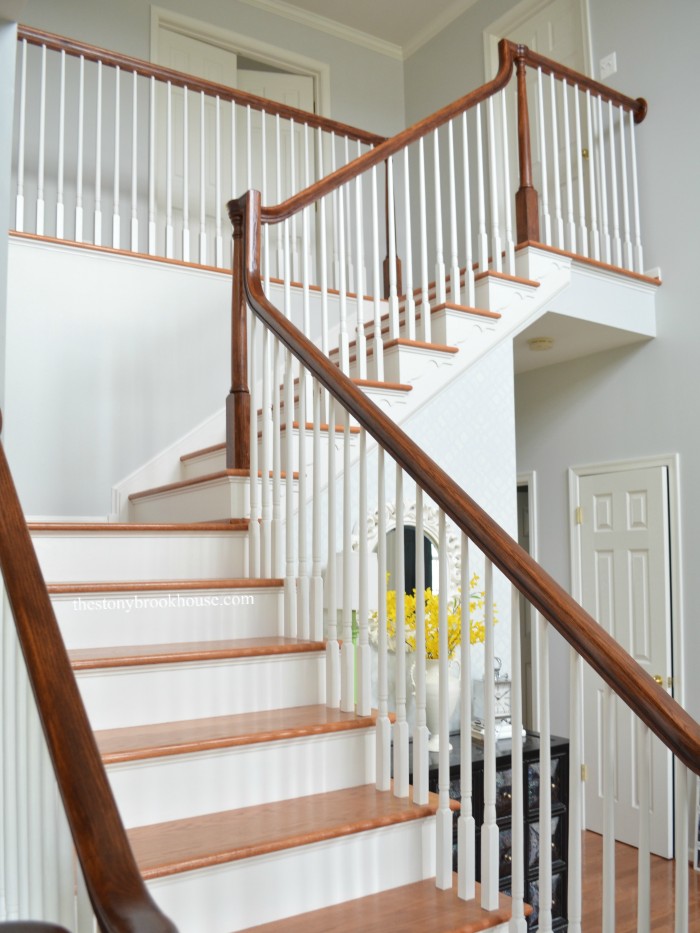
xmin=567 ymin=453 xmax=685 ymax=711
xmin=150 ymin=6 xmax=332 ymax=118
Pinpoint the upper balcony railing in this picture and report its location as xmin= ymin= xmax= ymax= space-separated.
xmin=12 ymin=25 xmax=384 ymax=272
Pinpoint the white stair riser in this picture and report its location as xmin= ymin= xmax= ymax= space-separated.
xmin=145 ymin=816 xmax=437 ymax=933
xmin=33 ymin=531 xmax=248 ymax=582
xmin=382 ymin=344 xmax=456 ymax=386
xmin=130 ymin=476 xmax=250 ymax=523
xmin=474 ymin=275 xmax=538 ymax=315
xmin=77 ymin=652 xmax=325 ymax=730
xmin=430 ymin=309 xmax=498 ymax=347
xmin=180 ymin=448 xmax=226 ymax=481
xmin=53 ymin=587 xmax=283 ymax=648
xmin=110 ymin=729 xmax=375 ymax=827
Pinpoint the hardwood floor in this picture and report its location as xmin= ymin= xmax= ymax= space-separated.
xmin=582 ymin=831 xmax=700 ymax=931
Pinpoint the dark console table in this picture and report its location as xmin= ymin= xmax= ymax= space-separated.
xmin=417 ymin=732 xmax=570 ymax=930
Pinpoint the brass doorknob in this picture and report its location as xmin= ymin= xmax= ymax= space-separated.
xmin=653 ymin=675 xmax=664 ymax=686
xmin=582 ymin=147 xmax=589 ymax=160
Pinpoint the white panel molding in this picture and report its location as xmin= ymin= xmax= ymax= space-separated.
xmin=568 ymin=454 xmax=684 ymax=712
xmin=150 ymin=6 xmax=332 ymax=117
xmin=482 ymin=0 xmax=593 ymax=81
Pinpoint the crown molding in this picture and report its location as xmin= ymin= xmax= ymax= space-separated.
xmin=403 ymin=0 xmax=480 ymax=59
xmin=236 ymin=0 xmax=403 ymax=61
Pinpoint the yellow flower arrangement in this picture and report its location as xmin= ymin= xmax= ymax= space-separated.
xmin=376 ymin=573 xmax=495 ymax=660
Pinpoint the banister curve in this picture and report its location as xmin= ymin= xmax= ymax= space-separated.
xmin=256 ymin=38 xmax=648 ymax=225
xmin=0 ymin=418 xmax=177 ymax=932
xmin=232 ymin=189 xmax=700 ymax=778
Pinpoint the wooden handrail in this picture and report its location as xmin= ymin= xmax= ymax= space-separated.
xmin=16 ymin=24 xmax=385 ymax=147
xmin=231 ymin=189 xmax=700 ymax=778
xmin=0 ymin=415 xmax=178 ymax=932
xmin=258 ymin=39 xmax=647 ymax=226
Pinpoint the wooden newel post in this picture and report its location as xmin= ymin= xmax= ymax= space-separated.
xmin=514 ymin=47 xmax=540 ymax=244
xmin=226 ymin=197 xmax=251 ymax=471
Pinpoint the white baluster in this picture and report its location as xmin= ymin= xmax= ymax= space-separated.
xmin=343 ymin=137 xmax=353 ymax=290
xmin=260 ymin=322 xmax=272 ymax=577
xmin=418 ymin=138 xmax=431 ymax=337
xmin=36 ymin=44 xmax=46 ymax=236
xmin=246 ymin=104 xmax=252 ymax=189
xmin=574 ymin=86 xmax=588 ymax=257
xmin=607 ymin=101 xmax=622 ymax=267
xmin=618 ymin=105 xmax=633 ymax=271
xmin=354 ymin=156 xmax=367 ymax=379
xmin=272 ymin=334 xmax=282 ymax=579
xmin=475 ymin=104 xmax=489 ymax=272
xmin=276 ymin=116 xmax=284 ymax=278
xmin=393 ymin=465 xmax=409 ymax=798
xmin=486 ymin=96 xmax=502 ymax=272
xmin=310 ymin=379 xmax=323 ymax=641
xmin=403 ymin=147 xmax=417 ymax=339
xmin=567 ymin=651 xmax=583 ymax=933
xmin=75 ymin=56 xmax=85 ymax=242
xmin=434 ymin=130 xmax=447 ymax=303
xmin=357 ymin=429 xmax=370 ymax=715
xmin=215 ymin=97 xmax=223 ymax=267
xmin=549 ymin=74 xmax=564 ymax=248
xmin=481 ymin=557 xmax=499 ymax=909
xmin=458 ymin=532 xmax=475 ymax=900
xmin=284 ymin=347 xmax=297 ymax=637
xmin=538 ymin=613 xmax=553 ymax=933
xmin=199 ymin=91 xmax=206 ymax=264
xmin=536 ymin=68 xmax=551 ymax=246
xmin=330 ymin=133 xmax=340 ymax=289
xmin=602 ymin=684 xmax=615 ymax=932
xmin=131 ymin=71 xmax=138 ymax=252
xmin=371 ymin=165 xmax=385 ymax=380
xmin=596 ymin=95 xmax=611 ymax=264
xmin=562 ymin=80 xmax=576 ymax=253
xmin=340 ymin=408 xmax=354 ymax=712
xmin=148 ymin=76 xmax=156 ymax=255
xmin=447 ymin=121 xmax=461 ymax=301
xmin=461 ymin=112 xmax=475 ymax=307
xmin=674 ymin=763 xmax=690 ymax=933
xmin=181 ymin=87 xmax=189 ymax=261
xmin=248 ymin=309 xmax=260 ymax=579
xmin=290 ymin=118 xmax=299 ymax=279
xmin=111 ymin=65 xmax=120 ymax=249
xmin=95 ymin=60 xmax=104 ymax=245
xmin=337 ymin=179 xmax=350 ymax=372
xmin=165 ymin=80 xmax=173 ymax=258
xmin=376 ymin=447 xmax=391 ymax=788
xmin=510 ymin=584 xmax=526 ymax=930
xmin=297 ymin=368 xmax=309 ymax=639
xmin=317 ymin=129 xmax=330 ymax=362
xmin=413 ymin=487 xmax=428 ymax=805
xmin=637 ymin=720 xmax=651 ymax=933
xmin=629 ymin=110 xmax=644 ymax=273
xmin=230 ymin=99 xmax=237 ymax=198
xmin=499 ymin=92 xmax=515 ymax=275
xmin=586 ymin=90 xmax=600 ymax=260
xmin=436 ymin=509 xmax=452 ymax=889
xmin=15 ymin=38 xmax=27 ymax=232
xmin=56 ymin=50 xmax=66 ymax=239
xmin=326 ymin=393 xmax=340 ymax=708
xmin=386 ymin=157 xmax=400 ymax=341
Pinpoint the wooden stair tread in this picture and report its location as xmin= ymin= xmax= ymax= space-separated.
xmin=474 ymin=269 xmax=539 ymax=287
xmin=431 ymin=302 xmax=502 ymax=320
xmin=128 ymin=784 xmax=440 ymax=880
xmin=129 ymin=469 xmax=296 ymax=500
xmin=96 ymin=704 xmax=376 ymax=763
xmin=69 ymin=636 xmax=325 ymax=670
xmin=47 ymin=578 xmax=283 ymax=594
xmin=241 ymin=876 xmax=513 ymax=932
xmin=28 ymin=521 xmax=249 ymax=532
xmin=383 ymin=338 xmax=459 ymax=353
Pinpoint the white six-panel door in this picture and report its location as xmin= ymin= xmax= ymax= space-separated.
xmin=577 ymin=465 xmax=673 ymax=858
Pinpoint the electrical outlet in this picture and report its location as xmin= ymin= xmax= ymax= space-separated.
xmin=600 ymin=52 xmax=617 ymax=80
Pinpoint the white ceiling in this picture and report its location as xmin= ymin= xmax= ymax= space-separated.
xmin=241 ymin=0 xmax=481 ymax=57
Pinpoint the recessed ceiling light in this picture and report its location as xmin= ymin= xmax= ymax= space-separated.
xmin=527 ymin=336 xmax=555 ymax=351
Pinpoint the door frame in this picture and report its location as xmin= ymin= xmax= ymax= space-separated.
xmin=150 ymin=6 xmax=331 ymax=118
xmin=482 ymin=0 xmax=594 ymax=80
xmin=517 ymin=470 xmax=540 ymax=731
xmin=568 ymin=453 xmax=685 ymax=709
